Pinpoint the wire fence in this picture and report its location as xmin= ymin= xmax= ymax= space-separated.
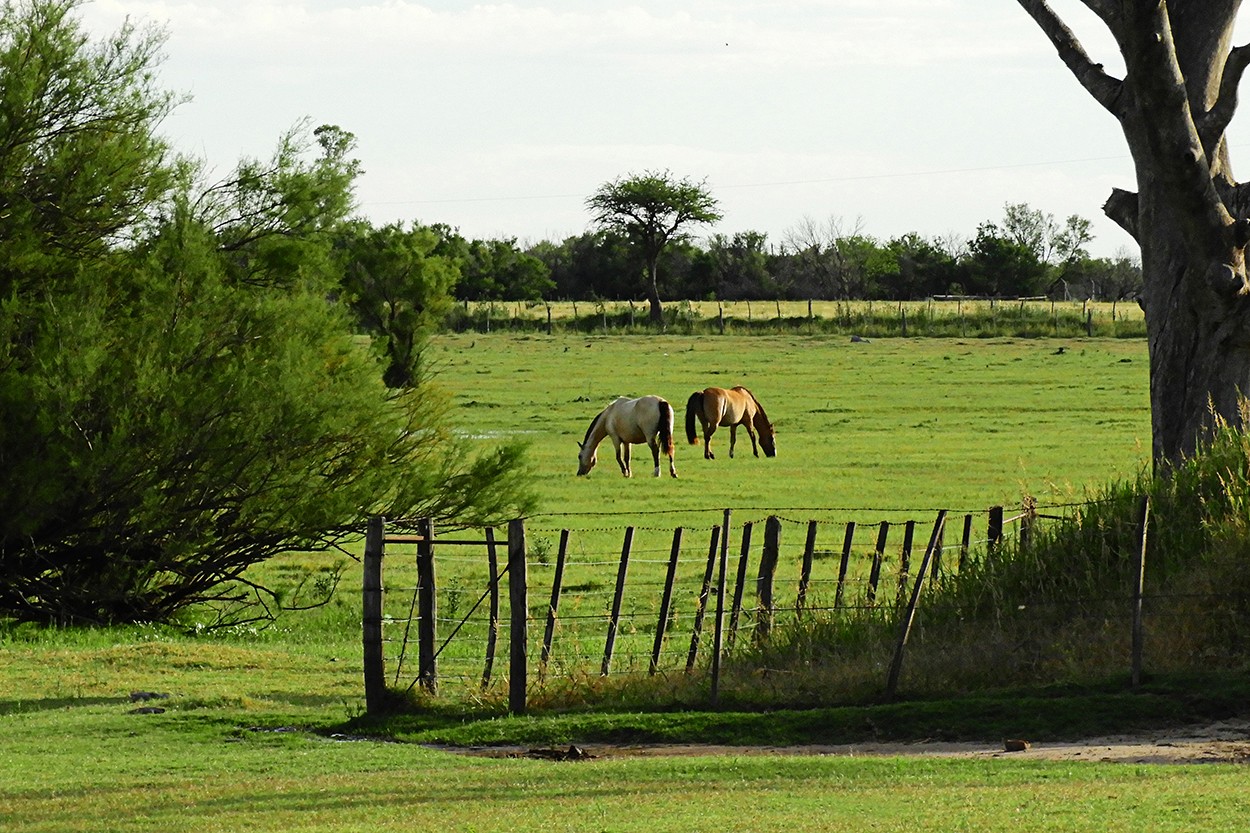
xmin=361 ymin=500 xmax=1250 ymax=714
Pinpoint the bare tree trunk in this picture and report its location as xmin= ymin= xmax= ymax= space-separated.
xmin=1021 ymin=0 xmax=1250 ymax=465
xmin=646 ymin=256 xmax=664 ymax=325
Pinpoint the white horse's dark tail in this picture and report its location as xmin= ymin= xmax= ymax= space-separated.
xmin=658 ymin=399 xmax=675 ymax=456
xmin=685 ymin=391 xmax=703 ymax=445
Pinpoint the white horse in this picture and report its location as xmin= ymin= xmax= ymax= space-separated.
xmin=577 ymin=395 xmax=678 ymax=478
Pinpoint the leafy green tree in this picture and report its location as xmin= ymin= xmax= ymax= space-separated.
xmin=338 ymin=221 xmax=459 ymax=388
xmin=457 ymin=237 xmax=554 ymax=301
xmin=0 ymin=1 xmax=534 ymax=625
xmin=586 ymin=170 xmax=721 ymax=324
xmin=961 ymin=221 xmax=1049 ymax=297
xmin=701 ymin=231 xmax=776 ymax=300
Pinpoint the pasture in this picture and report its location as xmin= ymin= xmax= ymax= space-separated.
xmin=429 ymin=332 xmax=1149 ymax=522
xmin=5 ymin=332 xmax=1220 ymax=833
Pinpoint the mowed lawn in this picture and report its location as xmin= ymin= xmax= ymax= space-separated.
xmin=5 ymin=333 xmax=1224 ymax=833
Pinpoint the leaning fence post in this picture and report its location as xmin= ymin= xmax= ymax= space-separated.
xmin=481 ymin=527 xmax=500 ymax=691
xmin=651 ymin=527 xmax=684 ymax=674
xmin=416 ymin=518 xmax=437 ymax=695
xmin=727 ymin=522 xmax=753 ymax=648
xmin=755 ymin=516 xmax=781 ymax=643
xmin=540 ymin=529 xmax=569 ymax=671
xmin=362 ymin=516 xmax=386 ymax=715
xmin=867 ymin=521 xmax=890 ymax=606
xmin=885 ymin=510 xmax=948 ymax=698
xmin=834 ymin=521 xmax=855 ymax=610
xmin=686 ymin=526 xmax=721 ymax=672
xmin=602 ymin=526 xmax=634 ymax=676
xmin=1131 ymin=495 xmax=1150 ymax=688
xmin=711 ymin=509 xmax=732 ymax=709
xmin=507 ymin=518 xmax=528 ymax=716
xmin=796 ymin=520 xmax=818 ymax=615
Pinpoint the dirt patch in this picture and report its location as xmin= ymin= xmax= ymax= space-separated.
xmin=449 ymin=719 xmax=1250 ymax=765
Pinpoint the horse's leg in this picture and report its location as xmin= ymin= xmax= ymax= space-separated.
xmin=703 ymin=424 xmax=715 ymax=459
xmin=745 ymin=423 xmax=760 ymax=457
xmin=667 ymin=444 xmax=678 ymax=478
xmin=649 ymin=438 xmax=661 ymax=477
xmin=728 ymin=425 xmax=738 ymax=458
xmin=614 ymin=438 xmax=630 ymax=477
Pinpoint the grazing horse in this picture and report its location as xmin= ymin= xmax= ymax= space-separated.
xmin=577 ymin=395 xmax=678 ymax=478
xmin=685 ymin=386 xmax=776 ymax=460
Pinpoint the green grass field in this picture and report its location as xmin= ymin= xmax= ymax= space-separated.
xmin=8 ymin=332 xmax=1235 ymax=833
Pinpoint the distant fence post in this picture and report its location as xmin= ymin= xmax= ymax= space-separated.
xmin=896 ymin=520 xmax=916 ymax=605
xmin=885 ymin=510 xmax=948 ymax=698
xmin=755 ymin=516 xmax=781 ymax=643
xmin=601 ymin=526 xmax=634 ymax=676
xmin=507 ymin=518 xmax=528 ymax=716
xmin=363 ymin=516 xmax=386 ymax=715
xmin=416 ymin=518 xmax=437 ymax=695
xmin=958 ymin=513 xmax=973 ymax=572
xmin=1132 ymin=495 xmax=1150 ymax=688
xmin=651 ymin=528 xmax=684 ymax=674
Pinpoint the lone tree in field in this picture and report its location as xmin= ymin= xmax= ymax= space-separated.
xmin=586 ymin=171 xmax=721 ymax=325
xmin=1018 ymin=1 xmax=1250 ymax=465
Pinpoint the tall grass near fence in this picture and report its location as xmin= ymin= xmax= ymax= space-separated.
xmin=737 ymin=411 xmax=1250 ymax=702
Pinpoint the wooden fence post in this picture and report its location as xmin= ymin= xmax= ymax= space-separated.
xmin=711 ymin=509 xmax=731 ymax=708
xmin=601 ymin=526 xmax=634 ymax=676
xmin=541 ymin=529 xmax=570 ymax=671
xmin=362 ymin=516 xmax=386 ymax=715
xmin=834 ymin=521 xmax=856 ymax=609
xmin=651 ymin=527 xmax=684 ymax=674
xmin=868 ymin=521 xmax=890 ymax=606
xmin=755 ymin=516 xmax=781 ymax=643
xmin=796 ymin=520 xmax=818 ymax=615
xmin=897 ymin=520 xmax=916 ymax=605
xmin=958 ymin=513 xmax=973 ymax=572
xmin=987 ymin=506 xmax=1004 ymax=557
xmin=507 ymin=518 xmax=528 ymax=716
xmin=885 ymin=511 xmax=948 ymax=698
xmin=481 ymin=527 xmax=499 ymax=691
xmin=1132 ymin=495 xmax=1150 ymax=688
xmin=1019 ymin=496 xmax=1037 ymax=550
xmin=416 ymin=518 xmax=437 ymax=695
xmin=686 ymin=526 xmax=721 ymax=672
xmin=727 ymin=522 xmax=753 ymax=648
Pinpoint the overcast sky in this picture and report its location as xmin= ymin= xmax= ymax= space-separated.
xmin=76 ymin=1 xmax=1249 ymax=258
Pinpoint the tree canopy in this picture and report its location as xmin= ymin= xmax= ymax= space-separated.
xmin=0 ymin=0 xmax=534 ymax=625
xmin=586 ymin=170 xmax=722 ymax=324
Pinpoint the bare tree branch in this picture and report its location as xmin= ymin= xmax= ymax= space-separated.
xmin=1015 ymin=0 xmax=1125 ymax=114
xmin=1103 ymin=188 xmax=1140 ymax=240
xmin=1198 ymin=43 xmax=1250 ymax=160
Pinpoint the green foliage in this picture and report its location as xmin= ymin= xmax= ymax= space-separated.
xmin=0 ymin=2 xmax=535 ymax=625
xmin=337 ymin=220 xmax=459 ymax=387
xmin=0 ymin=0 xmax=178 ymax=294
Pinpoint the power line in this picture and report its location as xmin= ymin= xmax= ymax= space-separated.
xmin=363 ymin=154 xmax=1130 ymax=208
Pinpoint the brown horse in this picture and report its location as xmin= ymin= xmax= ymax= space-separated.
xmin=577 ymin=395 xmax=678 ymax=477
xmin=685 ymin=386 xmax=776 ymax=460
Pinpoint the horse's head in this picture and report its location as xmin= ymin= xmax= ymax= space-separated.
xmin=759 ymin=422 xmax=777 ymax=457
xmin=576 ymin=440 xmax=596 ymax=475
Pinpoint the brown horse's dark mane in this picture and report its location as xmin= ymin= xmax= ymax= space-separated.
xmin=742 ymin=387 xmax=772 ymax=430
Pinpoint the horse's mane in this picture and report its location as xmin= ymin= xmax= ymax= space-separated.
xmin=743 ymin=387 xmax=771 ymax=426
xmin=581 ymin=408 xmax=605 ymax=447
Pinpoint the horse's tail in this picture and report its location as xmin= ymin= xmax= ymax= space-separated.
xmin=657 ymin=399 xmax=675 ymax=457
xmin=685 ymin=391 xmax=703 ymax=445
